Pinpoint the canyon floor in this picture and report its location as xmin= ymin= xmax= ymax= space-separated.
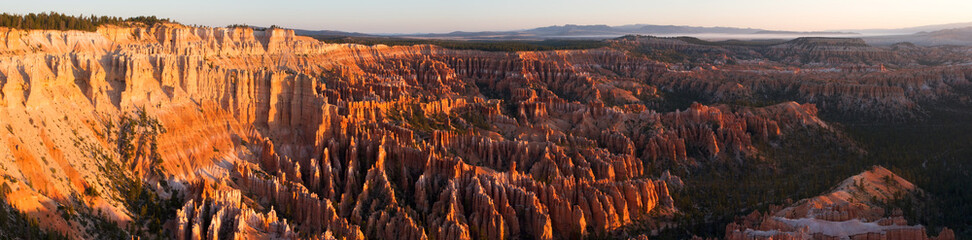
xmin=0 ymin=23 xmax=969 ymax=239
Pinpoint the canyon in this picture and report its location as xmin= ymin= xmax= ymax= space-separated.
xmin=0 ymin=22 xmax=969 ymax=239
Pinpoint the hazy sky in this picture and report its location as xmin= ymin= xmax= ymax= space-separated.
xmin=5 ymin=0 xmax=972 ymax=33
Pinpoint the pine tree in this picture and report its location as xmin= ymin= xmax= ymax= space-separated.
xmin=0 ymin=12 xmax=175 ymax=31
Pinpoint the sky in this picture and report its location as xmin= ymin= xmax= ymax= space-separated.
xmin=4 ymin=0 xmax=972 ymax=34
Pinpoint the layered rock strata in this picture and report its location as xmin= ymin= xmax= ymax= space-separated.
xmin=0 ymin=23 xmax=950 ymax=239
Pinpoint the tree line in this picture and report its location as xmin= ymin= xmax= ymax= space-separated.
xmin=225 ymin=24 xmax=283 ymax=31
xmin=0 ymin=12 xmax=173 ymax=32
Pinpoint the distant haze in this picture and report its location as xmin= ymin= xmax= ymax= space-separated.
xmin=4 ymin=0 xmax=972 ymax=34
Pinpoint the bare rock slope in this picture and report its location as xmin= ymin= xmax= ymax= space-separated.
xmin=723 ymin=166 xmax=954 ymax=240
xmin=0 ymin=23 xmax=957 ymax=239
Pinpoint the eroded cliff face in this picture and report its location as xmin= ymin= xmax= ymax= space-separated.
xmin=720 ymin=166 xmax=954 ymax=240
xmin=0 ymin=23 xmax=890 ymax=239
xmin=609 ymin=36 xmax=972 ymax=120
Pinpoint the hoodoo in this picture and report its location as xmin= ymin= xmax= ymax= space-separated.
xmin=0 ymin=12 xmax=970 ymax=239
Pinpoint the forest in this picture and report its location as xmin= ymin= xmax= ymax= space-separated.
xmin=643 ymin=95 xmax=972 ymax=239
xmin=0 ymin=12 xmax=172 ymax=31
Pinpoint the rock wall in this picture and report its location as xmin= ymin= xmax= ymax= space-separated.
xmin=0 ymin=23 xmax=949 ymax=239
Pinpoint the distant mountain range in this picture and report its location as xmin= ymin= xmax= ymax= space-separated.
xmin=865 ymin=27 xmax=972 ymax=46
xmin=845 ymin=22 xmax=972 ymax=35
xmin=293 ymin=22 xmax=972 ymax=46
xmin=386 ymin=24 xmax=859 ymax=40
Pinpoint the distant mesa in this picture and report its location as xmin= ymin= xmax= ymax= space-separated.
xmin=290 ymin=22 xmax=972 ymax=45
xmin=753 ymin=30 xmax=859 ymax=35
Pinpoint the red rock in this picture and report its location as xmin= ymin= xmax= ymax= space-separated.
xmin=8 ymin=22 xmax=954 ymax=240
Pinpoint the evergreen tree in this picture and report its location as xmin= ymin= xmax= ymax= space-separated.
xmin=0 ymin=12 xmax=175 ymax=31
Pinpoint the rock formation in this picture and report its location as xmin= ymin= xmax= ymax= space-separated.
xmin=609 ymin=35 xmax=972 ymax=120
xmin=0 ymin=21 xmax=964 ymax=239
xmin=722 ymin=166 xmax=955 ymax=240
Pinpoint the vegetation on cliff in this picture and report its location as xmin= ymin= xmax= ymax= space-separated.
xmin=0 ymin=12 xmax=172 ymax=31
xmin=0 ymin=15 xmax=970 ymax=239
xmin=0 ymin=187 xmax=68 ymax=240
